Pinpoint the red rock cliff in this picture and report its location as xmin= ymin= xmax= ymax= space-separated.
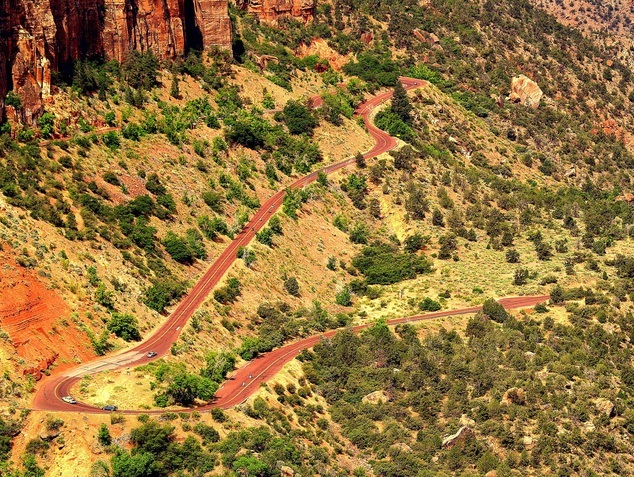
xmin=0 ymin=0 xmax=232 ymax=123
xmin=237 ymin=0 xmax=315 ymax=23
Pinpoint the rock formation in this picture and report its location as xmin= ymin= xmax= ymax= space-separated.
xmin=442 ymin=426 xmax=475 ymax=448
xmin=509 ymin=74 xmax=543 ymax=109
xmin=595 ymin=398 xmax=615 ymax=418
xmin=362 ymin=390 xmax=391 ymax=404
xmin=0 ymin=0 xmax=232 ymax=123
xmin=237 ymin=0 xmax=315 ymax=23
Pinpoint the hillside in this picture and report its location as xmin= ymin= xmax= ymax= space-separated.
xmin=2 ymin=0 xmax=634 ymax=476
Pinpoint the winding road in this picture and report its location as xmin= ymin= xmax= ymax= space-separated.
xmin=32 ymin=78 xmax=548 ymax=413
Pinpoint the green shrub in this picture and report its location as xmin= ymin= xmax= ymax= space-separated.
xmin=281 ymin=100 xmax=318 ymax=135
xmin=122 ymin=51 xmax=160 ymax=90
xmin=482 ymin=298 xmax=509 ymax=323
xmin=352 ymin=243 xmax=431 ymax=285
xmin=198 ymin=215 xmax=228 ymax=240
xmin=213 ymin=277 xmax=241 ymax=304
xmin=102 ymin=131 xmax=120 ymax=150
xmin=107 ymin=313 xmax=141 ymax=341
xmin=335 ymin=287 xmax=352 ymax=306
xmin=343 ymin=52 xmax=399 ymax=87
xmin=98 ymin=424 xmax=111 ymax=446
xmin=256 ymin=227 xmax=274 ymax=246
xmin=225 ymin=116 xmax=268 ymax=149
xmin=349 ymin=223 xmax=369 ymax=244
xmin=144 ymin=279 xmax=186 ymax=312
xmin=284 ymin=276 xmax=300 ymax=296
xmin=163 ymin=232 xmax=193 ymax=264
xmin=419 ymin=297 xmax=441 ymax=312
xmin=193 ymin=423 xmax=220 ymax=444
xmin=103 ymin=171 xmax=120 ymax=186
xmin=202 ymin=190 xmax=225 ymax=213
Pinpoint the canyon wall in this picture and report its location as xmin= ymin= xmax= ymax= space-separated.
xmin=238 ymin=0 xmax=315 ymax=23
xmin=0 ymin=0 xmax=232 ymax=123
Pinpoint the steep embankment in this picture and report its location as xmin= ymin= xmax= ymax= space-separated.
xmin=0 ymin=243 xmax=92 ymax=378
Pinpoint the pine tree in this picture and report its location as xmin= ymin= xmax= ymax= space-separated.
xmin=355 ymin=151 xmax=366 ymax=168
xmin=170 ymin=73 xmax=180 ymax=99
xmin=391 ymin=81 xmax=412 ymax=123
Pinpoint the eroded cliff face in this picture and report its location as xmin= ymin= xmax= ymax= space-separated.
xmin=0 ymin=0 xmax=232 ymax=123
xmin=238 ymin=0 xmax=315 ymax=23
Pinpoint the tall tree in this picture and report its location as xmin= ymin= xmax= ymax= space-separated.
xmin=391 ymin=81 xmax=412 ymax=123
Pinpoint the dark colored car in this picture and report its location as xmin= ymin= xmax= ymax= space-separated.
xmin=147 ymin=351 xmax=158 ymax=358
xmin=102 ymin=405 xmax=118 ymax=411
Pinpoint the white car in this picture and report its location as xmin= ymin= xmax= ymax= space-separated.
xmin=62 ymin=396 xmax=77 ymax=404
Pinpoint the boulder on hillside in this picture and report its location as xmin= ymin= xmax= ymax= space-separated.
xmin=522 ymin=435 xmax=535 ymax=449
xmin=413 ymin=29 xmax=440 ymax=47
xmin=442 ymin=426 xmax=475 ymax=448
xmin=595 ymin=398 xmax=615 ymax=418
xmin=503 ymin=387 xmax=526 ymax=406
xmin=362 ymin=390 xmax=391 ymax=404
xmin=390 ymin=442 xmax=413 ymax=453
xmin=509 ymin=75 xmax=543 ymax=109
xmin=280 ymin=465 xmax=294 ymax=477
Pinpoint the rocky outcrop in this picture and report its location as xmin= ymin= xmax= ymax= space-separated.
xmin=238 ymin=0 xmax=315 ymax=23
xmin=280 ymin=466 xmax=294 ymax=477
xmin=509 ymin=74 xmax=543 ymax=109
xmin=442 ymin=426 xmax=475 ymax=448
xmin=414 ymin=29 xmax=440 ymax=47
xmin=595 ymin=398 xmax=615 ymax=418
xmin=0 ymin=0 xmax=232 ymax=123
xmin=503 ymin=387 xmax=526 ymax=405
xmin=390 ymin=443 xmax=413 ymax=453
xmin=362 ymin=390 xmax=391 ymax=404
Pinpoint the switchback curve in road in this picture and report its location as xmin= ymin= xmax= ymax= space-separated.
xmin=34 ymin=295 xmax=549 ymax=413
xmin=33 ymin=78 xmax=544 ymax=413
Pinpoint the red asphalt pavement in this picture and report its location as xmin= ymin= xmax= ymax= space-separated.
xmin=32 ymin=78 xmax=548 ymax=413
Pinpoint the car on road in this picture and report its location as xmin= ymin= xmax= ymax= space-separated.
xmin=147 ymin=351 xmax=158 ymax=358
xmin=102 ymin=405 xmax=118 ymax=411
xmin=62 ymin=396 xmax=76 ymax=404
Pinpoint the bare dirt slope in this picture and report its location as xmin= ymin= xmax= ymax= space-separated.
xmin=0 ymin=244 xmax=92 ymax=378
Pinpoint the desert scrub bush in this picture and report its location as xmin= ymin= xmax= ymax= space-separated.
xmin=107 ymin=313 xmax=141 ymax=341
xmin=144 ymin=278 xmax=186 ymax=312
xmin=352 ymin=243 xmax=431 ymax=285
xmin=419 ymin=297 xmax=441 ymax=312
xmin=213 ymin=277 xmax=241 ymax=304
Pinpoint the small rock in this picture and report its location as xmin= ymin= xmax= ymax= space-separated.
xmin=485 ymin=471 xmax=498 ymax=477
xmin=595 ymin=398 xmax=615 ymax=418
xmin=503 ymin=387 xmax=526 ymax=406
xmin=459 ymin=414 xmax=475 ymax=427
xmin=390 ymin=442 xmax=412 ymax=453
xmin=362 ymin=390 xmax=390 ymax=405
xmin=523 ymin=436 xmax=534 ymax=448
xmin=280 ymin=465 xmax=294 ymax=477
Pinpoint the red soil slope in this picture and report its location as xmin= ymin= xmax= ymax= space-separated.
xmin=0 ymin=244 xmax=92 ymax=378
